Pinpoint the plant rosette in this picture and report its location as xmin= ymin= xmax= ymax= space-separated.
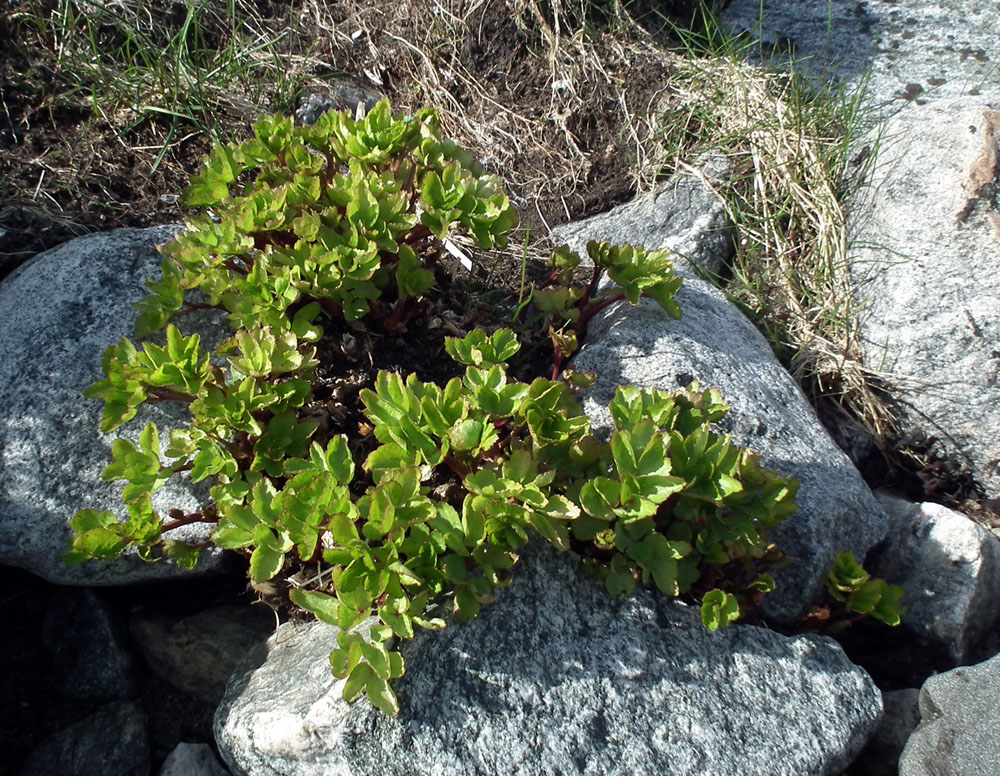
xmin=67 ymin=99 xmax=901 ymax=716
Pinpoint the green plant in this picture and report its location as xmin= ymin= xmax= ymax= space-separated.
xmin=69 ymin=99 xmax=809 ymax=716
xmin=824 ymin=551 xmax=905 ymax=629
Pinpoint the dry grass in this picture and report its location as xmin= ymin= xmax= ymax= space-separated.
xmin=649 ymin=35 xmax=897 ymax=443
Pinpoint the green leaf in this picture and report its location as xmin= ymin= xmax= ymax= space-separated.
xmin=872 ymin=584 xmax=905 ymax=627
xmin=449 ymin=418 xmax=484 ymax=452
xmin=289 ymin=589 xmax=344 ymax=626
xmin=380 ymin=607 xmax=415 ymax=639
xmin=65 ymin=511 xmax=127 ymax=566
xmin=342 ymin=662 xmax=374 ymax=704
xmin=826 ymin=552 xmax=869 ymax=602
xmin=445 ymin=328 xmax=521 ymax=367
xmin=395 ymin=245 xmax=434 ymax=301
xmin=162 ymin=540 xmax=201 ymax=570
xmin=249 ymin=544 xmax=285 ymax=583
xmin=365 ymin=675 xmax=400 ymax=716
xmin=604 ymin=554 xmax=636 ymax=598
xmin=701 ymin=589 xmax=740 ymax=630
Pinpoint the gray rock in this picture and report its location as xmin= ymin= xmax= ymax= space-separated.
xmin=869 ymin=493 xmax=1000 ymax=663
xmin=295 ymin=80 xmax=384 ymax=125
xmin=0 ymin=227 xmax=231 ymax=584
xmin=19 ymin=699 xmax=150 ymax=776
xmin=552 ymin=190 xmax=886 ymax=625
xmin=132 ymin=605 xmax=276 ymax=704
xmin=159 ymin=743 xmax=230 ymax=776
xmin=215 ymin=541 xmax=882 ymax=776
xmin=850 ymin=99 xmax=1000 ymax=497
xmin=899 ymin=654 xmax=1000 ymax=776
xmin=42 ymin=588 xmax=138 ymax=701
xmin=721 ymin=0 xmax=1000 ymax=112
xmin=551 ymin=153 xmax=734 ymax=278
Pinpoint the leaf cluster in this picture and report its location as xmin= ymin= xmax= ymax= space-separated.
xmin=825 ymin=551 xmax=905 ymax=628
xmin=530 ymin=241 xmax=683 ymax=373
xmin=134 ymin=99 xmax=517 ymax=340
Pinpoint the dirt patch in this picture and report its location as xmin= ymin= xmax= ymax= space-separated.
xmin=0 ymin=0 xmax=690 ymax=281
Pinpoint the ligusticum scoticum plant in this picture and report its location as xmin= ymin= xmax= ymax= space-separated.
xmin=67 ymin=99 xmax=898 ymax=716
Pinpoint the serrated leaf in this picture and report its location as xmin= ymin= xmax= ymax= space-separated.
xmin=380 ymin=610 xmax=415 ymax=639
xmin=249 ymin=545 xmax=284 ymax=583
xmin=162 ymin=540 xmax=201 ymax=570
xmin=290 ymin=589 xmax=343 ymax=625
xmin=449 ymin=418 xmax=483 ymax=452
xmin=701 ymin=589 xmax=740 ymax=630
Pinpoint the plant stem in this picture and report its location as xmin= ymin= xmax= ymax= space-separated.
xmin=577 ymin=291 xmax=626 ymax=333
xmin=173 ymin=300 xmax=225 ymax=318
xmin=162 ymin=508 xmax=218 ymax=533
xmin=147 ymin=387 xmax=196 ymax=404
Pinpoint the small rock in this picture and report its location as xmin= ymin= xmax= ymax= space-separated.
xmin=131 ymin=605 xmax=276 ymax=704
xmin=899 ymin=654 xmax=1000 ymax=776
xmin=869 ymin=492 xmax=1000 ymax=663
xmin=159 ymin=743 xmax=230 ymax=776
xmin=41 ymin=588 xmax=137 ymax=701
xmin=19 ymin=699 xmax=149 ymax=776
xmin=295 ymin=80 xmax=384 ymax=125
xmin=0 ymin=227 xmax=231 ymax=584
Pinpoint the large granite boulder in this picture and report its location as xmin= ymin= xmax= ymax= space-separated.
xmin=552 ymin=187 xmax=887 ymax=625
xmin=215 ymin=541 xmax=882 ymax=776
xmin=721 ymin=0 xmax=1000 ymax=110
xmin=0 ymin=226 xmax=230 ymax=584
xmin=899 ymin=653 xmax=1000 ymax=776
xmin=850 ymin=98 xmax=1000 ymax=496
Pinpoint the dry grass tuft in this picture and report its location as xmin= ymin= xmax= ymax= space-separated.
xmin=651 ymin=42 xmax=898 ymax=443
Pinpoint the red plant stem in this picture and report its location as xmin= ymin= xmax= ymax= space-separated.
xmin=161 ymin=510 xmax=218 ymax=533
xmin=147 ymin=387 xmax=196 ymax=404
xmin=538 ymin=271 xmax=560 ymax=290
xmin=206 ymin=433 xmax=246 ymax=459
xmin=384 ymin=297 xmax=408 ymax=333
xmin=222 ymin=259 xmax=250 ymax=277
xmin=172 ymin=301 xmax=225 ymax=318
xmin=319 ymin=298 xmax=344 ymax=319
xmin=401 ymin=224 xmax=433 ymax=245
xmin=322 ymin=152 xmax=336 ymax=186
xmin=576 ymin=265 xmax=605 ymax=312
xmin=576 ymin=292 xmax=626 ymax=333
